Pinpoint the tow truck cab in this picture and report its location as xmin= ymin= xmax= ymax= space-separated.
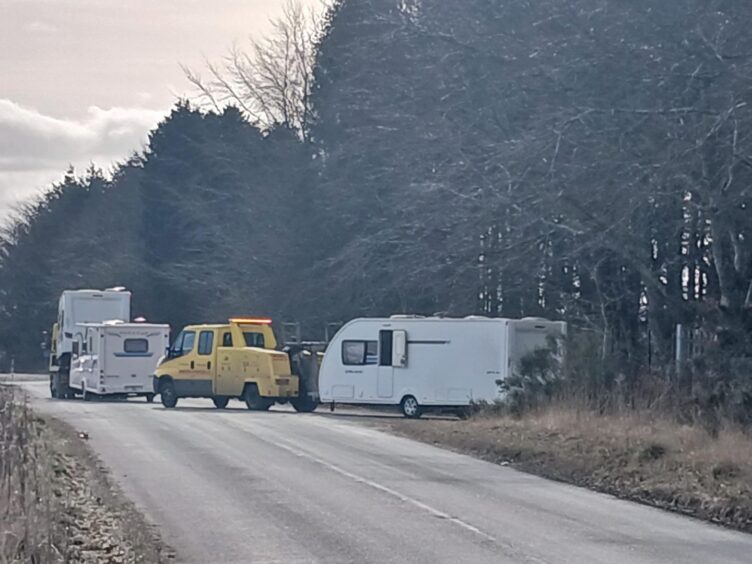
xmin=153 ymin=318 xmax=317 ymax=412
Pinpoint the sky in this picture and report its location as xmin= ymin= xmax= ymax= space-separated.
xmin=0 ymin=0 xmax=323 ymax=218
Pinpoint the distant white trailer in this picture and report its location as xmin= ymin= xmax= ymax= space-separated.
xmin=69 ymin=321 xmax=170 ymax=401
xmin=318 ymin=316 xmax=566 ymax=417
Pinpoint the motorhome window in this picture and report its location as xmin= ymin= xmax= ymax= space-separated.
xmin=222 ymin=332 xmax=233 ymax=347
xmin=243 ymin=332 xmax=265 ymax=348
xmin=124 ymin=338 xmax=149 ymax=354
xmin=198 ymin=331 xmax=214 ymax=355
xmin=343 ymin=341 xmax=366 ymax=365
xmin=379 ymin=331 xmax=393 ymax=366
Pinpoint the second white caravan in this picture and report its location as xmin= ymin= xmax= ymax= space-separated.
xmin=318 ymin=316 xmax=566 ymax=417
xmin=69 ymin=321 xmax=170 ymax=401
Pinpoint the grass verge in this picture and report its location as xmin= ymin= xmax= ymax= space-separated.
xmin=0 ymin=385 xmax=174 ymax=563
xmin=379 ymin=407 xmax=752 ymax=533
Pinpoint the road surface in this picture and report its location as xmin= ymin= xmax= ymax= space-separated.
xmin=14 ymin=378 xmax=752 ymax=563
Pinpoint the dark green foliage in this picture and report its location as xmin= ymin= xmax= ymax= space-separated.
xmin=0 ymin=103 xmax=313 ymax=369
xmin=497 ymin=337 xmax=563 ymax=416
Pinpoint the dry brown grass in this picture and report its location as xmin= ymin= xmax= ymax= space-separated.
xmin=0 ymin=385 xmax=63 ymax=562
xmin=382 ymin=406 xmax=752 ymax=532
xmin=0 ymin=385 xmax=173 ymax=563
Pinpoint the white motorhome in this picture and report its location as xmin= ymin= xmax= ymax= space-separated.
xmin=318 ymin=316 xmax=567 ymax=417
xmin=49 ymin=288 xmax=132 ymax=398
xmin=69 ymin=321 xmax=170 ymax=401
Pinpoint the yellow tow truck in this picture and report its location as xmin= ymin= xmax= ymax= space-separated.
xmin=153 ymin=317 xmax=319 ymax=412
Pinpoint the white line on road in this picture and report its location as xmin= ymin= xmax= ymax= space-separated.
xmin=271 ymin=436 xmax=498 ymax=542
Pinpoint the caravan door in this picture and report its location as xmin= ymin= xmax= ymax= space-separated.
xmin=377 ymin=330 xmax=394 ymax=398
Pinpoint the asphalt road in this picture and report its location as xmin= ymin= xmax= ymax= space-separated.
xmin=14 ymin=378 xmax=752 ymax=564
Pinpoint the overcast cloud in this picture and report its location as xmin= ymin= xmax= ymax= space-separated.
xmin=0 ymin=100 xmax=164 ymax=213
xmin=0 ymin=0 xmax=323 ymax=218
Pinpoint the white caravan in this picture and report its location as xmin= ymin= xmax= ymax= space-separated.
xmin=69 ymin=321 xmax=170 ymax=401
xmin=50 ymin=288 xmax=133 ymax=398
xmin=318 ymin=316 xmax=567 ymax=417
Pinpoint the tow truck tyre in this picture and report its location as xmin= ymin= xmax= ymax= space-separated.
xmin=243 ymin=385 xmax=271 ymax=411
xmin=291 ymin=396 xmax=318 ymax=413
xmin=212 ymin=396 xmax=229 ymax=409
xmin=160 ymin=381 xmax=178 ymax=409
xmin=400 ymin=395 xmax=422 ymax=419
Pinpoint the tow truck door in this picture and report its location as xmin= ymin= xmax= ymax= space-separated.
xmin=196 ymin=329 xmax=218 ymax=392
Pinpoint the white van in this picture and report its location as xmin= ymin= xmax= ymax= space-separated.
xmin=318 ymin=316 xmax=566 ymax=417
xmin=69 ymin=321 xmax=170 ymax=401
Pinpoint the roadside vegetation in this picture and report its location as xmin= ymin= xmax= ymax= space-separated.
xmin=384 ymin=343 xmax=752 ymax=532
xmin=0 ymin=386 xmax=171 ymax=563
xmin=386 ymin=405 xmax=752 ymax=532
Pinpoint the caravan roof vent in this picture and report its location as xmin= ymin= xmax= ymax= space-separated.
xmin=106 ymin=286 xmax=127 ymax=292
xmin=464 ymin=315 xmax=491 ymax=320
xmin=389 ymin=314 xmax=425 ymax=319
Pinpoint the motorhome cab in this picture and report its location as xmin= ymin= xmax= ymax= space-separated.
xmin=49 ymin=288 xmax=132 ymax=399
xmin=318 ymin=316 xmax=567 ymax=417
xmin=69 ymin=320 xmax=170 ymax=401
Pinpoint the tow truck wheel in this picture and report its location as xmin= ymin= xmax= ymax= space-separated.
xmin=291 ymin=396 xmax=318 ymax=413
xmin=160 ymin=382 xmax=178 ymax=409
xmin=212 ymin=396 xmax=229 ymax=409
xmin=243 ymin=385 xmax=271 ymax=411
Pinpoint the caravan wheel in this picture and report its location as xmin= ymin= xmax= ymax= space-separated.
xmin=400 ymin=395 xmax=422 ymax=419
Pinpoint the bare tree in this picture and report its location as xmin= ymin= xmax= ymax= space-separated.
xmin=184 ymin=0 xmax=325 ymax=139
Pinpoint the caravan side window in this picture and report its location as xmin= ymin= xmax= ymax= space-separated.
xmin=124 ymin=338 xmax=149 ymax=353
xmin=342 ymin=340 xmax=378 ymax=366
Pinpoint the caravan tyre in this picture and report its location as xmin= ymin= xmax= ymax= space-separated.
xmin=50 ymin=375 xmax=58 ymax=399
xmin=145 ymin=394 xmax=155 ymax=403
xmin=401 ymin=395 xmax=422 ymax=419
xmin=81 ymin=386 xmax=91 ymax=402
